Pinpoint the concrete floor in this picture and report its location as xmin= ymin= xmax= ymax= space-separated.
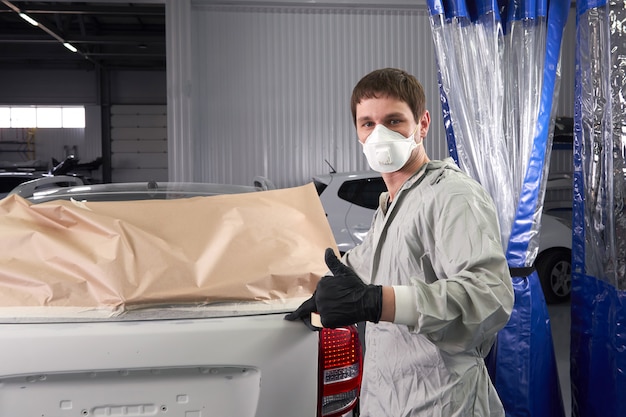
xmin=548 ymin=301 xmax=572 ymax=417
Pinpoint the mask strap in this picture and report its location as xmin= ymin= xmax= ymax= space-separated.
xmin=411 ymin=124 xmax=423 ymax=146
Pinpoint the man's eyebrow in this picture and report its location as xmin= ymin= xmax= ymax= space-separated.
xmin=357 ymin=112 xmax=406 ymax=123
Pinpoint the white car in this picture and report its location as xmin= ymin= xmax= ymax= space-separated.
xmin=0 ymin=177 xmax=361 ymax=417
xmin=313 ymin=170 xmax=572 ymax=304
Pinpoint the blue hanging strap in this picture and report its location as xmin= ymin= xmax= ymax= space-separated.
xmin=537 ymin=0 xmax=548 ymax=18
xmin=578 ymin=0 xmax=608 ymax=14
xmin=474 ymin=0 xmax=502 ymax=20
xmin=427 ymin=0 xmax=446 ymax=16
xmin=442 ymin=0 xmax=470 ymax=19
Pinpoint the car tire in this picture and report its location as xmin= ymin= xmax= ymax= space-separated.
xmin=536 ymin=248 xmax=572 ymax=304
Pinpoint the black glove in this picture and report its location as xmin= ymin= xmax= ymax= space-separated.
xmin=284 ymin=294 xmax=319 ymax=331
xmin=315 ymin=248 xmax=383 ymax=328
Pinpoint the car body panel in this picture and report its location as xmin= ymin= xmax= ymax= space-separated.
xmin=0 ymin=155 xmax=98 ymax=199
xmin=0 ymin=171 xmax=42 ymax=199
xmin=537 ymin=213 xmax=572 ymax=252
xmin=0 ymin=313 xmax=319 ymax=417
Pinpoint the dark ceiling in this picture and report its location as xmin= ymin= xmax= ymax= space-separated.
xmin=0 ymin=1 xmax=166 ymax=71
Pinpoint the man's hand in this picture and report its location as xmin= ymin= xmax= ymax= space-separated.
xmin=284 ymin=294 xmax=319 ymax=331
xmin=285 ymin=248 xmax=383 ymax=329
xmin=315 ymin=248 xmax=383 ymax=328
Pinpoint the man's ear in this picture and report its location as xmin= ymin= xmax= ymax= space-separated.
xmin=419 ymin=110 xmax=431 ymax=139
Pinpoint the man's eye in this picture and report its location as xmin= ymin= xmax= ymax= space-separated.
xmin=389 ymin=120 xmax=401 ymax=125
xmin=362 ymin=122 xmax=374 ymax=128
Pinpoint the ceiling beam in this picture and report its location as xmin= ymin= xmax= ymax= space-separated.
xmin=10 ymin=4 xmax=164 ymax=16
xmin=0 ymin=35 xmax=165 ymax=45
xmin=1 ymin=0 xmax=99 ymax=67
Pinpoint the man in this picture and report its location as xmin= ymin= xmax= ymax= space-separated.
xmin=287 ymin=68 xmax=514 ymax=416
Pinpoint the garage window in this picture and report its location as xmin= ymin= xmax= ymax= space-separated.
xmin=0 ymin=106 xmax=85 ymax=128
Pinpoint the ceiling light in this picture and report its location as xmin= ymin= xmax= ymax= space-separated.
xmin=18 ymin=12 xmax=38 ymax=26
xmin=63 ymin=43 xmax=78 ymax=53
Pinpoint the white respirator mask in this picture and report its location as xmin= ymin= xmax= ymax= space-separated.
xmin=362 ymin=124 xmax=421 ymax=173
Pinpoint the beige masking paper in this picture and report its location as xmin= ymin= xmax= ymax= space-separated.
xmin=0 ymin=183 xmax=336 ymax=317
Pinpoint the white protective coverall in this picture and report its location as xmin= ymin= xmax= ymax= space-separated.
xmin=343 ymin=158 xmax=514 ymax=417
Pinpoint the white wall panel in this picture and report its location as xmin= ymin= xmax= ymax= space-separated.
xmin=110 ymin=104 xmax=168 ymax=182
xmin=168 ymin=1 xmax=576 ymax=188
xmin=190 ymin=3 xmax=445 ymax=188
xmin=112 ymin=105 xmax=167 ymax=115
xmin=166 ymin=0 xmax=195 ymax=182
xmin=112 ymin=139 xmax=168 ymax=153
xmin=111 ymin=152 xmax=168 ymax=168
xmin=112 ymin=168 xmax=168 ymax=183
xmin=112 ymin=114 xmax=168 ymax=127
xmin=112 ymin=127 xmax=167 ymax=140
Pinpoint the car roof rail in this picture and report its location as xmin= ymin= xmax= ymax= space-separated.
xmin=8 ymin=175 xmax=85 ymax=199
xmin=253 ymin=176 xmax=276 ymax=191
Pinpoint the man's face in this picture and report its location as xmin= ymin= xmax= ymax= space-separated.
xmin=355 ymin=95 xmax=418 ymax=144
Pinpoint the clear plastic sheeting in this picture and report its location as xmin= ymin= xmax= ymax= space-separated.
xmin=504 ymin=3 xmax=547 ymax=202
xmin=571 ymin=0 xmax=626 ymax=415
xmin=577 ymin=0 xmax=626 ymax=289
xmin=503 ymin=2 xmax=558 ymax=266
xmin=429 ymin=2 xmax=515 ymax=250
xmin=428 ymin=0 xmax=561 ymax=266
xmin=427 ymin=0 xmax=570 ymax=416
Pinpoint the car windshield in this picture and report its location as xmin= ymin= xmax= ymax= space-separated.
xmin=24 ymin=181 xmax=260 ymax=203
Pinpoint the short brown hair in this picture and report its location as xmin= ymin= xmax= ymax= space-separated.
xmin=350 ymin=68 xmax=426 ymax=125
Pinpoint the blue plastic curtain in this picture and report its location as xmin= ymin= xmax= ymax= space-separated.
xmin=572 ymin=0 xmax=626 ymax=415
xmin=427 ymin=0 xmax=570 ymax=415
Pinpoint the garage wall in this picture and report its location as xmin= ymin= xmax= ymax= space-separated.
xmin=111 ymin=104 xmax=168 ymax=182
xmin=169 ymin=0 xmax=578 ymax=189
xmin=0 ymin=68 xmax=98 ymax=106
xmin=0 ymin=68 xmax=166 ymax=182
xmin=179 ymin=1 xmax=445 ymax=188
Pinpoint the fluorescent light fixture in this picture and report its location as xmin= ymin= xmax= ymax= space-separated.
xmin=63 ymin=42 xmax=78 ymax=53
xmin=19 ymin=12 xmax=38 ymax=26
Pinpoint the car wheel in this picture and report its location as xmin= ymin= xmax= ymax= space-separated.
xmin=536 ymin=248 xmax=572 ymax=304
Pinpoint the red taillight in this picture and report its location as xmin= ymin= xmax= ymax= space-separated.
xmin=318 ymin=326 xmax=363 ymax=417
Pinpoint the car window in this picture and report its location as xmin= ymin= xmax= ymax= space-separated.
xmin=0 ymin=176 xmax=31 ymax=192
xmin=313 ymin=179 xmax=328 ymax=196
xmin=338 ymin=177 xmax=387 ymax=210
